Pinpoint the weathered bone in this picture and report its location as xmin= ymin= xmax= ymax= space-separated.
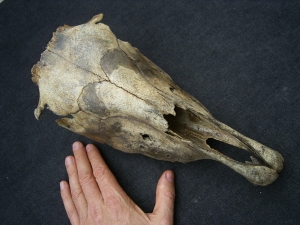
xmin=32 ymin=14 xmax=284 ymax=186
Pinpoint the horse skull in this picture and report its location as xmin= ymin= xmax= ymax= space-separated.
xmin=32 ymin=14 xmax=283 ymax=186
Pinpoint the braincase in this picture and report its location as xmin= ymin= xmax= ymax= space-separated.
xmin=49 ymin=22 xmax=118 ymax=74
xmin=33 ymin=15 xmax=211 ymax=119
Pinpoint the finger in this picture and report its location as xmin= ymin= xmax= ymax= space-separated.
xmin=65 ymin=155 xmax=87 ymax=214
xmin=86 ymin=144 xmax=126 ymax=198
xmin=60 ymin=181 xmax=80 ymax=225
xmin=72 ymin=142 xmax=103 ymax=204
xmin=152 ymin=170 xmax=175 ymax=224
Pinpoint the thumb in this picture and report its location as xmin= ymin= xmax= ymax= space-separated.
xmin=152 ymin=170 xmax=175 ymax=224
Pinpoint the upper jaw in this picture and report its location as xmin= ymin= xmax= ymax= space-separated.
xmin=164 ymin=105 xmax=283 ymax=186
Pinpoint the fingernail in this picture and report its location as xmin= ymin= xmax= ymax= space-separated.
xmin=166 ymin=171 xmax=174 ymax=182
xmin=60 ymin=181 xmax=65 ymax=190
xmin=73 ymin=142 xmax=80 ymax=151
xmin=65 ymin=156 xmax=73 ymax=166
xmin=86 ymin=144 xmax=92 ymax=152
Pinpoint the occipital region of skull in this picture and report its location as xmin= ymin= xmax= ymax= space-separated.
xmin=32 ymin=14 xmax=284 ymax=186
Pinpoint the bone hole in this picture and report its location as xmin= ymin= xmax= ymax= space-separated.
xmin=163 ymin=106 xmax=191 ymax=138
xmin=164 ymin=107 xmax=256 ymax=164
xmin=170 ymin=87 xmax=175 ymax=92
xmin=206 ymin=138 xmax=256 ymax=163
xmin=141 ymin=134 xmax=150 ymax=141
xmin=163 ymin=106 xmax=199 ymax=136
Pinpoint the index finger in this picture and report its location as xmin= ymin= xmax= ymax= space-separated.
xmin=86 ymin=144 xmax=126 ymax=197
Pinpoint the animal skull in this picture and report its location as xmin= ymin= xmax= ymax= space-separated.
xmin=32 ymin=14 xmax=283 ymax=186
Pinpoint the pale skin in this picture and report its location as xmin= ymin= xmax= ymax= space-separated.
xmin=60 ymin=142 xmax=175 ymax=225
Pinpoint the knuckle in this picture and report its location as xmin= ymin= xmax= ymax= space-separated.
xmin=71 ymin=188 xmax=83 ymax=201
xmin=60 ymin=190 xmax=69 ymax=202
xmin=105 ymin=194 xmax=123 ymax=214
xmin=106 ymin=195 xmax=120 ymax=208
xmin=164 ymin=190 xmax=175 ymax=201
xmin=88 ymin=151 xmax=97 ymax=160
xmin=89 ymin=206 xmax=102 ymax=223
xmin=78 ymin=171 xmax=94 ymax=186
xmin=93 ymin=165 xmax=106 ymax=179
xmin=66 ymin=164 xmax=76 ymax=175
xmin=67 ymin=208 xmax=78 ymax=221
xmin=74 ymin=152 xmax=84 ymax=161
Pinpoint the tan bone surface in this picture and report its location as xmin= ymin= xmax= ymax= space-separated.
xmin=32 ymin=14 xmax=284 ymax=186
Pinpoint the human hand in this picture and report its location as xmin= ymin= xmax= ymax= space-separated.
xmin=60 ymin=142 xmax=175 ymax=225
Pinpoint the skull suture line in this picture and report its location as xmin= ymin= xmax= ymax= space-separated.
xmin=32 ymin=14 xmax=283 ymax=186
